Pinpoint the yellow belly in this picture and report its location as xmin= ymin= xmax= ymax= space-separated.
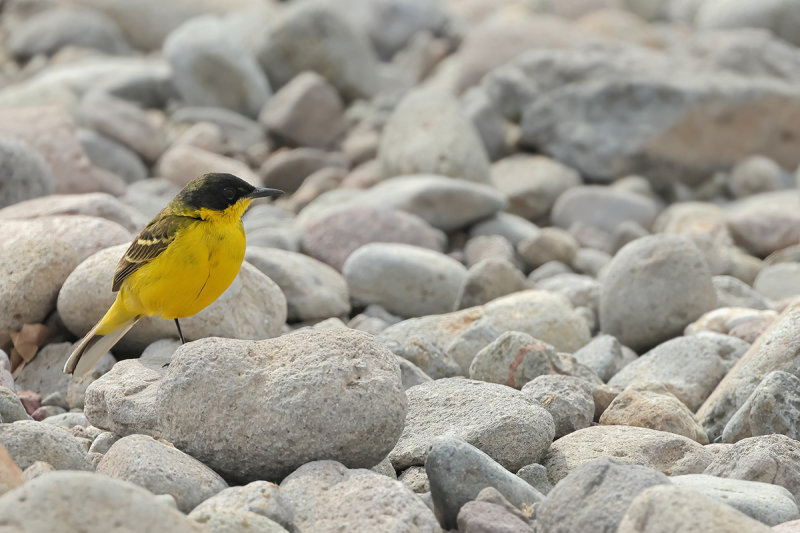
xmin=118 ymin=218 xmax=246 ymax=320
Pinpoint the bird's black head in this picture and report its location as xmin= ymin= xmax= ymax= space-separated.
xmin=174 ymin=173 xmax=283 ymax=213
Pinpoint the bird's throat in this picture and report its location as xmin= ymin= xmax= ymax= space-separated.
xmin=196 ymin=198 xmax=253 ymax=223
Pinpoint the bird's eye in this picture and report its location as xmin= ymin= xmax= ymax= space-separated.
xmin=223 ymin=187 xmax=235 ymax=201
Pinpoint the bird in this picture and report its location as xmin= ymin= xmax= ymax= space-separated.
xmin=63 ymin=172 xmax=283 ymax=375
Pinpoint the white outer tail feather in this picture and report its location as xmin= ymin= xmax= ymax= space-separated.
xmin=63 ymin=317 xmax=141 ymax=376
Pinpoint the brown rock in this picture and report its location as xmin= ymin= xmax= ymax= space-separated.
xmin=727 ymin=191 xmax=800 ymax=257
xmin=517 ymin=227 xmax=578 ymax=269
xmin=340 ymin=159 xmax=382 ymax=189
xmin=0 ymin=444 xmax=23 ymax=496
xmin=156 ymin=144 xmax=260 ymax=187
xmin=600 ymin=382 xmax=709 ymax=444
xmin=16 ymin=391 xmax=41 ymax=416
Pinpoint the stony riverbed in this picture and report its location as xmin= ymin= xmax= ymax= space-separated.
xmin=0 ymin=0 xmax=799 ymax=532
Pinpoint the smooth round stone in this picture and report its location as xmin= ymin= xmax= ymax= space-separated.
xmin=713 ymin=275 xmax=771 ymax=310
xmin=157 ymin=144 xmax=261 ymax=188
xmin=618 ymin=484 xmax=773 ymax=533
xmin=551 ymin=185 xmax=659 ymax=236
xmin=164 ymin=15 xmax=271 ymax=118
xmin=0 ymin=216 xmax=130 ymax=346
xmin=462 ymin=86 xmax=509 ymax=161
xmin=0 ymin=192 xmax=143 ymax=232
xmin=727 ymin=191 xmax=800 ymax=257
xmin=517 ymin=227 xmax=579 ymax=269
xmin=379 ymin=88 xmax=490 ymax=183
xmin=377 ymin=309 xmax=498 ymax=379
xmin=79 ymin=90 xmax=166 ymax=163
xmin=0 ymin=388 xmax=30 ymax=424
xmin=696 ymin=0 xmax=800 ymax=46
xmin=260 ymin=147 xmax=346 ymax=194
xmin=78 ymin=130 xmax=147 ymax=184
xmin=482 ymin=290 xmax=591 ymax=353
xmin=570 ymin=334 xmax=633 ymax=382
xmin=599 ymin=382 xmax=709 ymax=444
xmin=298 ymin=176 xmax=505 ymax=235
xmin=599 ymin=235 xmax=717 ymax=352
xmin=389 ymin=378 xmax=555 ymax=472
xmin=13 ymin=342 xmax=72 ymax=403
xmin=728 ymin=155 xmax=784 ymax=198
xmin=171 ymin=106 xmax=266 ymax=151
xmin=300 ymin=205 xmax=444 ymax=271
xmin=753 ymin=262 xmax=800 ymax=300
xmin=0 ymin=471 xmax=204 ymax=532
xmin=257 ymin=2 xmax=379 ymax=101
xmin=83 ymin=360 xmax=162 ymax=437
xmin=343 ymin=243 xmax=467 ymax=318
xmin=0 ymin=138 xmax=55 ymax=209
xmin=425 ymin=436 xmax=544 ymax=531
xmin=0 ymin=420 xmax=90 ymax=471
xmin=96 ymin=434 xmax=228 ymax=512
xmin=463 ymin=235 xmax=516 ymax=267
xmin=543 ymin=425 xmax=713 ymax=484
xmin=189 ymin=510 xmax=288 ymax=533
xmin=533 ymin=273 xmax=601 ymax=315
xmin=258 ymin=71 xmax=344 ymax=149
xmin=671 ymin=474 xmax=798 ymax=526
xmin=455 ymin=258 xmax=528 ymax=310
xmin=244 ymin=247 xmax=350 ymax=322
xmin=0 ymin=106 xmax=112 ymax=195
xmin=470 ymin=212 xmax=540 ymax=245
xmin=323 ymin=0 xmax=450 ymax=60
xmin=8 ymin=7 xmax=130 ymax=60
xmin=490 ymin=154 xmax=582 ymax=221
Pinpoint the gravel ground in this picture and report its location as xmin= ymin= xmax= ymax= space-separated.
xmin=0 ymin=0 xmax=799 ymax=531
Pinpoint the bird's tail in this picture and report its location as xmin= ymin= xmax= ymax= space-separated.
xmin=63 ymin=302 xmax=141 ymax=376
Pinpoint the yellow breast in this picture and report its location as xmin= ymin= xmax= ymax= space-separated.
xmin=119 ymin=200 xmax=250 ymax=320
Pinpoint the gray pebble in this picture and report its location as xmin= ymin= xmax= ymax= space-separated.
xmin=521 ymin=375 xmax=595 ymax=439
xmin=426 ymin=436 xmax=544 ymax=530
xmin=389 ymin=378 xmax=554 ymax=472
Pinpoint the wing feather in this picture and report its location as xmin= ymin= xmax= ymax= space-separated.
xmin=112 ymin=214 xmax=192 ymax=292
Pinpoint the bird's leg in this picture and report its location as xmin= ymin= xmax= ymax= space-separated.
xmin=174 ymin=318 xmax=186 ymax=344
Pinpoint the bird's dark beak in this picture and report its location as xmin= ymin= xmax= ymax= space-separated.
xmin=246 ymin=187 xmax=284 ymax=199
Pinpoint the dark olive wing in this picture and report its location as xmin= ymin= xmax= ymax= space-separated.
xmin=112 ymin=215 xmax=191 ymax=292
